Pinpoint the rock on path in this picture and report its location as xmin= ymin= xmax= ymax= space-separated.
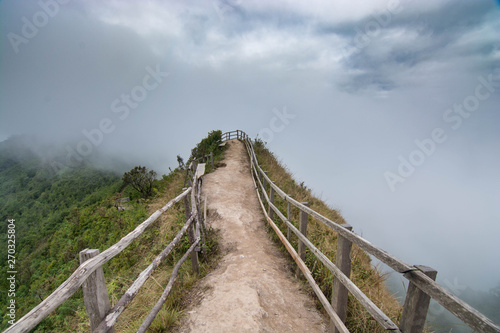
xmin=178 ymin=139 xmax=327 ymax=333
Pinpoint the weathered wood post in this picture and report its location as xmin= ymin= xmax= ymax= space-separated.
xmin=187 ymin=162 xmax=196 ymax=187
xmin=79 ymin=249 xmax=115 ymax=333
xmin=210 ymin=152 xmax=214 ymax=169
xmin=331 ymin=224 xmax=353 ymax=333
xmin=183 ymin=188 xmax=199 ymax=274
xmin=262 ymin=171 xmax=269 ymax=213
xmin=399 ymin=265 xmax=438 ymax=333
xmin=296 ymin=202 xmax=309 ymax=277
xmin=204 ymin=196 xmax=208 ymax=222
xmin=286 ymin=195 xmax=292 ymax=241
xmin=268 ymin=183 xmax=275 ymax=220
xmin=263 ymin=171 xmax=268 ymax=193
xmin=193 ymin=179 xmax=207 ymax=262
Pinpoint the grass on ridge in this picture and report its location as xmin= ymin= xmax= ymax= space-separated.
xmin=251 ymin=139 xmax=403 ymax=333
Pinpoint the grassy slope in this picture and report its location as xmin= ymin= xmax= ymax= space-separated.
xmin=69 ymin=169 xmax=220 ymax=332
xmin=0 ymin=131 xmax=224 ymax=332
xmin=252 ymin=140 xmax=402 ymax=332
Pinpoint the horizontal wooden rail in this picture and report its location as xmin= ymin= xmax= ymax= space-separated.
xmin=243 ymin=135 xmax=414 ymax=273
xmin=137 ymin=238 xmax=201 ymax=333
xmin=94 ymin=214 xmax=196 ymax=332
xmin=404 ymin=270 xmax=499 ymax=333
xmin=250 ymin=152 xmax=399 ymax=331
xmin=254 ymin=153 xmax=413 ymax=273
xmin=249 ymin=161 xmax=349 ymax=333
xmin=221 ymin=129 xmax=248 ymax=142
xmin=230 ymin=130 xmax=500 ymax=333
xmin=6 ymin=187 xmax=192 ymax=333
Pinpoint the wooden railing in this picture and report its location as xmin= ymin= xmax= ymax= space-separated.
xmin=6 ymin=130 xmax=498 ymax=333
xmin=5 ymin=162 xmax=207 ymax=333
xmin=221 ymin=129 xmax=246 ymax=142
xmin=222 ymin=130 xmax=500 ymax=333
xmin=184 ymin=152 xmax=214 ymax=188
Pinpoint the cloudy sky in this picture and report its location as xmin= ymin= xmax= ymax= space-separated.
xmin=1 ymin=0 xmax=499 ymax=327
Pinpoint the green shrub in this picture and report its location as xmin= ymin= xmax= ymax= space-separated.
xmin=189 ymin=130 xmax=223 ymax=162
xmin=122 ymin=166 xmax=157 ymax=198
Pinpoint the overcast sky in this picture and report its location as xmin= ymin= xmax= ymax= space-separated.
xmin=1 ymin=0 xmax=499 ymax=326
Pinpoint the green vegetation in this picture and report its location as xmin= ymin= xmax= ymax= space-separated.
xmin=122 ymin=166 xmax=157 ymax=198
xmin=252 ymin=138 xmax=402 ymax=332
xmin=189 ymin=130 xmax=223 ymax=163
xmin=187 ymin=130 xmax=227 ymax=173
xmin=0 ymin=138 xmax=122 ymax=330
xmin=0 ymin=131 xmax=224 ymax=332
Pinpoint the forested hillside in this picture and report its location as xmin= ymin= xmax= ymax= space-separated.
xmin=0 ymin=136 xmax=124 ymax=329
xmin=0 ymin=131 xmax=224 ymax=331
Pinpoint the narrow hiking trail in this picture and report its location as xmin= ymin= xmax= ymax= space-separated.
xmin=177 ymin=140 xmax=327 ymax=332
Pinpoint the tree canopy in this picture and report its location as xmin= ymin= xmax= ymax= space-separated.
xmin=122 ymin=166 xmax=157 ymax=198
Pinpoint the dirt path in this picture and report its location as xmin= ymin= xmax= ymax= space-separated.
xmin=178 ymin=140 xmax=327 ymax=332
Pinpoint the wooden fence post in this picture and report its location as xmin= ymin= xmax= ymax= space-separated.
xmin=286 ymin=195 xmax=292 ymax=241
xmin=269 ymin=183 xmax=275 ymax=220
xmin=331 ymin=224 xmax=353 ymax=333
xmin=399 ymin=265 xmax=438 ymax=333
xmin=183 ymin=188 xmax=199 ymax=274
xmin=183 ymin=187 xmax=191 ymax=218
xmin=210 ymin=152 xmax=214 ymax=169
xmin=79 ymin=249 xmax=115 ymax=333
xmin=194 ymin=180 xmax=206 ymax=262
xmin=263 ymin=171 xmax=268 ymax=193
xmin=296 ymin=202 xmax=309 ymax=277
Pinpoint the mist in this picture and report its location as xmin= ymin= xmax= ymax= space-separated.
xmin=1 ymin=0 xmax=499 ymax=329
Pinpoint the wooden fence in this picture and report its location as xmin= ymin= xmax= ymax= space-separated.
xmin=6 ymin=130 xmax=498 ymax=333
xmin=5 ymin=162 xmax=207 ymax=333
xmin=221 ymin=129 xmax=500 ymax=333
xmin=184 ymin=152 xmax=214 ymax=188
